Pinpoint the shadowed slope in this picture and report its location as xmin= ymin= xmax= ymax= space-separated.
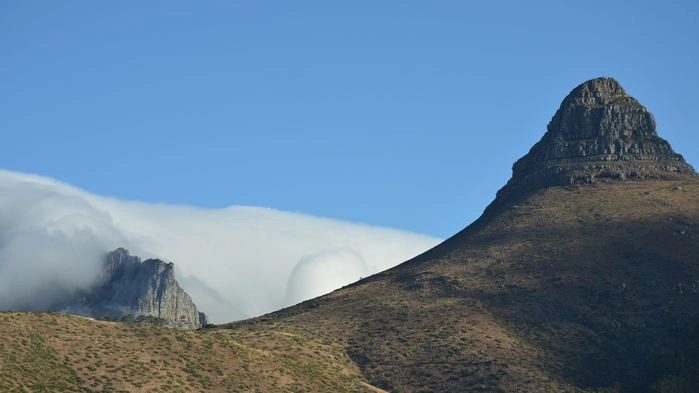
xmin=232 ymin=78 xmax=699 ymax=392
xmin=248 ymin=179 xmax=699 ymax=392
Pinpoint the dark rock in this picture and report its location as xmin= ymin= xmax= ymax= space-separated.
xmin=198 ymin=312 xmax=209 ymax=327
xmin=56 ymin=248 xmax=206 ymax=329
xmin=506 ymin=77 xmax=695 ymax=191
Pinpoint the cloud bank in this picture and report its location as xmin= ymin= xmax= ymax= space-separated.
xmin=0 ymin=169 xmax=441 ymax=323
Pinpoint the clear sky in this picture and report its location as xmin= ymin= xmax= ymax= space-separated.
xmin=2 ymin=1 xmax=698 ymax=239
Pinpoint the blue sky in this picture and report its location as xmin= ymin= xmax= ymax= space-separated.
xmin=2 ymin=1 xmax=698 ymax=239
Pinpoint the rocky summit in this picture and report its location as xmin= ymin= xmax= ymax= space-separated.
xmin=55 ymin=248 xmax=207 ymax=329
xmin=508 ymin=77 xmax=695 ymax=189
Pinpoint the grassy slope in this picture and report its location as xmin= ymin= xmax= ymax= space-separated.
xmin=2 ymin=179 xmax=698 ymax=393
xmin=0 ymin=312 xmax=385 ymax=393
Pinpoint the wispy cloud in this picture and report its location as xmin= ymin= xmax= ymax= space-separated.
xmin=0 ymin=169 xmax=441 ymax=322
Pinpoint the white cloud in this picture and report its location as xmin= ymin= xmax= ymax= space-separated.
xmin=0 ymin=169 xmax=441 ymax=323
xmin=285 ymin=248 xmax=369 ymax=306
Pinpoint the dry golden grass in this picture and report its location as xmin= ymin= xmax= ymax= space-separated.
xmin=0 ymin=311 xmax=383 ymax=393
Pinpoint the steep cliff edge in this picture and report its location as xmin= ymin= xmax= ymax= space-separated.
xmin=57 ymin=248 xmax=207 ymax=329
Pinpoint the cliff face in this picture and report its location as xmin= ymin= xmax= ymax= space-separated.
xmin=478 ymin=77 xmax=698 ymax=218
xmin=507 ymin=77 xmax=695 ymax=189
xmin=59 ymin=248 xmax=207 ymax=329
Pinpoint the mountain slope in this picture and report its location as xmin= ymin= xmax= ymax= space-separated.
xmin=226 ymin=77 xmax=699 ymax=392
xmin=251 ymin=178 xmax=698 ymax=392
xmin=0 ymin=311 xmax=384 ymax=393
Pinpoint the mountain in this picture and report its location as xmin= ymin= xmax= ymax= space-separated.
xmin=1 ymin=77 xmax=697 ymax=392
xmin=497 ymin=76 xmax=693 ymax=203
xmin=54 ymin=248 xmax=207 ymax=330
xmin=229 ymin=77 xmax=699 ymax=392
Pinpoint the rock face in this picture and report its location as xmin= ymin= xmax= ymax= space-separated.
xmin=505 ymin=77 xmax=695 ymax=190
xmin=58 ymin=248 xmax=207 ymax=329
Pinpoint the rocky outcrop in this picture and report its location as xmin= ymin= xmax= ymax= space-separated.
xmin=506 ymin=77 xmax=695 ymax=190
xmin=57 ymin=248 xmax=207 ymax=329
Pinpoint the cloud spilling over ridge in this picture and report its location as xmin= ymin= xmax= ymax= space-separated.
xmin=0 ymin=169 xmax=441 ymax=323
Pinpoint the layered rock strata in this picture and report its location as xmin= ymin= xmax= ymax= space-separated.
xmin=507 ymin=77 xmax=695 ymax=190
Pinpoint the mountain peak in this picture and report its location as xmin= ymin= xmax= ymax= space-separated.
xmin=559 ymin=76 xmax=630 ymax=108
xmin=504 ymin=77 xmax=695 ymax=193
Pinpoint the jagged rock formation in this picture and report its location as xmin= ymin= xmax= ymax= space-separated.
xmin=506 ymin=77 xmax=695 ymax=190
xmin=57 ymin=248 xmax=207 ymax=329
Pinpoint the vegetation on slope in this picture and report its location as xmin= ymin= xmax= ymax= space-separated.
xmin=0 ymin=311 xmax=385 ymax=393
xmin=234 ymin=179 xmax=699 ymax=392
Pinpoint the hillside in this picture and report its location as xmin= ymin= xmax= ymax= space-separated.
xmin=2 ymin=77 xmax=698 ymax=392
xmin=0 ymin=312 xmax=384 ymax=392
xmin=230 ymin=77 xmax=699 ymax=392
xmin=250 ymin=178 xmax=699 ymax=392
